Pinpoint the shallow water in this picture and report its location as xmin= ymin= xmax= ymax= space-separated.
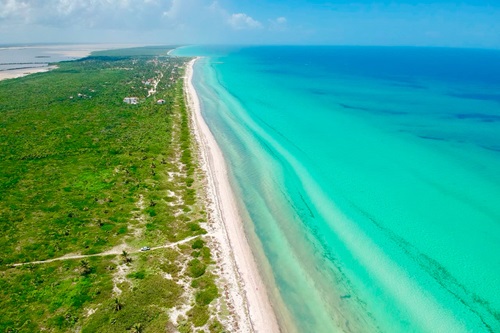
xmin=0 ymin=45 xmax=81 ymax=72
xmin=174 ymin=46 xmax=500 ymax=332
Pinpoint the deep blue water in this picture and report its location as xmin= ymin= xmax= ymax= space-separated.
xmin=174 ymin=46 xmax=500 ymax=333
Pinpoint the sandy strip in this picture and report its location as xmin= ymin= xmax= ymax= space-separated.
xmin=185 ymin=59 xmax=281 ymax=333
xmin=0 ymin=66 xmax=58 ymax=81
xmin=42 ymin=43 xmax=142 ymax=58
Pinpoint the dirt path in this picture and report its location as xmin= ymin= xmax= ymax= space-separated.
xmin=147 ymin=69 xmax=163 ymax=97
xmin=12 ymin=234 xmax=204 ymax=267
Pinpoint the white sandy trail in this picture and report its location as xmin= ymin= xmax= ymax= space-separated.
xmin=12 ymin=235 xmax=202 ymax=267
xmin=185 ymin=58 xmax=280 ymax=333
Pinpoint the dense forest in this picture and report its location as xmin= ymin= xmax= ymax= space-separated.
xmin=0 ymin=47 xmax=225 ymax=332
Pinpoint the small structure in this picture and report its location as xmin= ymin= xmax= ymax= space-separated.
xmin=156 ymin=99 xmax=166 ymax=105
xmin=123 ymin=97 xmax=138 ymax=105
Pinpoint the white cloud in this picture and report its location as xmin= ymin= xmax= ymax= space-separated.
xmin=269 ymin=16 xmax=288 ymax=32
xmin=228 ymin=13 xmax=262 ymax=30
xmin=0 ymin=0 xmax=29 ymax=19
xmin=162 ymin=0 xmax=183 ymax=19
xmin=276 ymin=17 xmax=287 ymax=24
xmin=0 ymin=0 xmax=171 ymax=29
xmin=0 ymin=0 xmax=270 ymax=44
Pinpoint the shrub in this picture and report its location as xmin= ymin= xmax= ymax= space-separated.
xmin=187 ymin=305 xmax=209 ymax=327
xmin=191 ymin=239 xmax=204 ymax=249
xmin=188 ymin=259 xmax=206 ymax=278
xmin=195 ymin=284 xmax=218 ymax=306
xmin=127 ymin=270 xmax=146 ymax=279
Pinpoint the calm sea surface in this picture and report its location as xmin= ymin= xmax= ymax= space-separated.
xmin=0 ymin=45 xmax=82 ymax=72
xmin=174 ymin=46 xmax=500 ymax=333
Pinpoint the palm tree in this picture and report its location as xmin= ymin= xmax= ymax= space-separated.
xmin=114 ymin=298 xmax=123 ymax=311
xmin=80 ymin=260 xmax=91 ymax=275
xmin=121 ymin=250 xmax=132 ymax=264
xmin=130 ymin=323 xmax=143 ymax=333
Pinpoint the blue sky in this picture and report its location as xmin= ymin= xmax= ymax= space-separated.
xmin=1 ymin=0 xmax=499 ymax=48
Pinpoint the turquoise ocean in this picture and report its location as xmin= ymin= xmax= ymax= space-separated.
xmin=173 ymin=46 xmax=500 ymax=333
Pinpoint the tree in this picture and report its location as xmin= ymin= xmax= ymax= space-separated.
xmin=121 ymin=250 xmax=132 ymax=264
xmin=80 ymin=259 xmax=91 ymax=276
xmin=130 ymin=323 xmax=143 ymax=333
xmin=114 ymin=298 xmax=123 ymax=311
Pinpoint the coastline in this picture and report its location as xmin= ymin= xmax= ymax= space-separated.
xmin=0 ymin=66 xmax=58 ymax=81
xmin=0 ymin=44 xmax=137 ymax=81
xmin=184 ymin=58 xmax=281 ymax=333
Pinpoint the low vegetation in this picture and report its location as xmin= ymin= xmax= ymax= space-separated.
xmin=0 ymin=46 xmax=226 ymax=332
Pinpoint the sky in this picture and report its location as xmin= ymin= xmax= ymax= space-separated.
xmin=0 ymin=0 xmax=499 ymax=48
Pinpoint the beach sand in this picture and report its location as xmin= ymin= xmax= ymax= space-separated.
xmin=0 ymin=66 xmax=58 ymax=81
xmin=42 ymin=43 xmax=139 ymax=58
xmin=185 ymin=58 xmax=281 ymax=333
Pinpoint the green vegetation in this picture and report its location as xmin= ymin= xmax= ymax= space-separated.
xmin=0 ymin=46 xmax=224 ymax=332
xmin=192 ymin=238 xmax=205 ymax=249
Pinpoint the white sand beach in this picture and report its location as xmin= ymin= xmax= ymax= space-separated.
xmin=185 ymin=59 xmax=281 ymax=333
xmin=0 ymin=66 xmax=58 ymax=81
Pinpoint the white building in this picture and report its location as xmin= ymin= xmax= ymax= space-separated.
xmin=123 ymin=97 xmax=138 ymax=104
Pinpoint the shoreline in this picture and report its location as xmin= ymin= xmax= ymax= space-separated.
xmin=0 ymin=44 xmax=138 ymax=81
xmin=184 ymin=58 xmax=281 ymax=332
xmin=0 ymin=66 xmax=59 ymax=81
